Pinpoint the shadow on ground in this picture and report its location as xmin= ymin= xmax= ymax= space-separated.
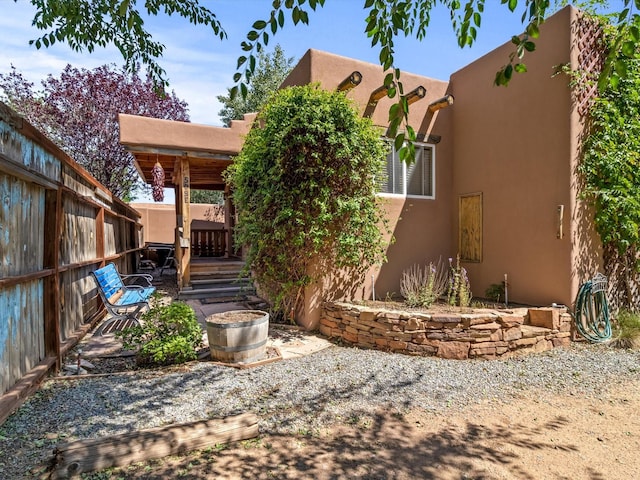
xmin=90 ymin=410 xmax=577 ymax=480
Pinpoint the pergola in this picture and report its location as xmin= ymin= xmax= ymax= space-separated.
xmin=119 ymin=113 xmax=255 ymax=289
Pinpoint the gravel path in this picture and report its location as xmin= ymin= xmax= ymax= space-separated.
xmin=1 ymin=343 xmax=639 ymax=479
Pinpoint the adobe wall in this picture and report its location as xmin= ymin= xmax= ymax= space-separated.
xmin=285 ymin=50 xmax=456 ymax=308
xmin=372 ymin=185 xmax=453 ymax=299
xmin=448 ymin=6 xmax=594 ymax=307
xmin=284 ymin=49 xmax=451 ymax=129
xmin=131 ymin=203 xmax=224 ymax=244
xmin=119 ymin=113 xmax=253 ymax=156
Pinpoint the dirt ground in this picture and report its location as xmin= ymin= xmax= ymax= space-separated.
xmin=95 ymin=379 xmax=640 ymax=480
xmin=72 ymin=280 xmax=638 ymax=479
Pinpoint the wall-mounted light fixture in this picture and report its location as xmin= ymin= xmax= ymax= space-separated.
xmin=428 ymin=94 xmax=455 ymax=113
xmin=336 ymin=71 xmax=363 ymax=92
xmin=557 ymin=204 xmax=565 ymax=239
xmin=404 ymin=85 xmax=427 ymax=105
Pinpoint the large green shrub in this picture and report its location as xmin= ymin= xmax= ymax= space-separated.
xmin=117 ymin=300 xmax=202 ymax=366
xmin=579 ymin=16 xmax=640 ymax=307
xmin=226 ymin=84 xmax=389 ymax=319
xmin=581 ymin=56 xmax=640 ymax=256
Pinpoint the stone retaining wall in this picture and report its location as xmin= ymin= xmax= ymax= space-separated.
xmin=320 ymin=302 xmax=573 ymax=360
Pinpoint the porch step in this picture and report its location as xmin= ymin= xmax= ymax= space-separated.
xmin=189 ymin=260 xmax=246 ymax=275
xmin=178 ymin=284 xmax=256 ymax=300
xmin=181 ymin=258 xmax=255 ymax=301
xmin=190 ymin=277 xmax=251 ymax=286
xmin=190 ymin=270 xmax=248 ymax=281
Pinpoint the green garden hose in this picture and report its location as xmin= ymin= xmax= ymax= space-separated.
xmin=574 ymin=273 xmax=612 ymax=343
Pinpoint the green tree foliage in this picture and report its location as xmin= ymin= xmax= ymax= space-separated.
xmin=21 ymin=1 xmax=640 ymax=163
xmin=0 ymin=64 xmax=189 ymax=200
xmin=232 ymin=0 xmax=553 ymax=162
xmin=217 ymin=45 xmax=295 ymax=127
xmin=226 ymin=85 xmax=389 ymax=319
xmin=190 ymin=189 xmax=224 ymax=204
xmin=232 ymin=1 xmax=634 ymax=162
xmin=579 ymin=14 xmax=640 ymax=307
xmin=581 ymin=58 xmax=640 ymax=254
xmin=26 ymin=0 xmax=226 ymax=86
xmin=21 ymin=2 xmax=638 ymax=94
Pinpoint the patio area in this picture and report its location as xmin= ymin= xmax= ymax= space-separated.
xmin=60 ymin=269 xmax=333 ymax=376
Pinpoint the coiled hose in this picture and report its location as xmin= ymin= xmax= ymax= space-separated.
xmin=574 ymin=274 xmax=612 ymax=343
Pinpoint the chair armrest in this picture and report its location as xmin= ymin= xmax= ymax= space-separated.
xmin=122 ymin=273 xmax=153 ymax=286
xmin=125 ymin=285 xmax=144 ymax=291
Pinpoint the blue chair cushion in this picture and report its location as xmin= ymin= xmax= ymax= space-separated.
xmin=116 ymin=288 xmax=156 ymax=306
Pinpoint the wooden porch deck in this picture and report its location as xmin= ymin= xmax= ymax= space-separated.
xmin=180 ymin=256 xmax=254 ymax=301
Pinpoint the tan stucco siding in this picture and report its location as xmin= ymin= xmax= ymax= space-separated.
xmin=374 ymin=107 xmax=455 ymax=298
xmin=449 ymin=6 xmax=577 ymax=306
xmin=373 ymin=197 xmax=453 ymax=299
xmin=284 ymin=49 xmax=455 ymax=300
xmin=281 ymin=49 xmax=451 ymax=133
xmin=131 ymin=203 xmax=223 ymax=245
xmin=119 ymin=114 xmax=253 ymax=155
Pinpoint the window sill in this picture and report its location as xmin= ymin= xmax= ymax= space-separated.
xmin=376 ymin=193 xmax=436 ymax=200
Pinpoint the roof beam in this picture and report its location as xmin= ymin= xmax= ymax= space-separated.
xmin=336 ymin=71 xmax=363 ymax=92
xmin=124 ymin=145 xmax=233 ymax=161
xmin=363 ymin=82 xmax=395 ymax=118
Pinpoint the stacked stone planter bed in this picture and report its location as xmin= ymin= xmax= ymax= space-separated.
xmin=320 ymin=302 xmax=573 ymax=360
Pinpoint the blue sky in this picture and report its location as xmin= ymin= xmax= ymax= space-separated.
xmin=1 ymin=0 xmax=580 ymax=126
xmin=0 ymin=1 xmax=622 ymax=203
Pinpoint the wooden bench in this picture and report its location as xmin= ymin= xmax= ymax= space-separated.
xmin=91 ymin=263 xmax=156 ymax=334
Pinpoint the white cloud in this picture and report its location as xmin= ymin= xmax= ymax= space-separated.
xmin=0 ymin=0 xmax=237 ymax=125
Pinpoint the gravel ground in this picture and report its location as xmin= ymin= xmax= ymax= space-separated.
xmin=0 ymin=342 xmax=639 ymax=479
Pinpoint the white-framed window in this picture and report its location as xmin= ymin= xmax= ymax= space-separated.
xmin=378 ymin=141 xmax=435 ymax=199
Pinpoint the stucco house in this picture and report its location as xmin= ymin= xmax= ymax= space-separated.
xmin=120 ymin=5 xmax=602 ymax=328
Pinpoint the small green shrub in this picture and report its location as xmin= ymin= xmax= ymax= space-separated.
xmin=400 ymin=258 xmax=448 ymax=307
xmin=485 ymin=282 xmax=506 ymax=303
xmin=611 ymin=310 xmax=640 ymax=349
xmin=117 ymin=301 xmax=203 ymax=366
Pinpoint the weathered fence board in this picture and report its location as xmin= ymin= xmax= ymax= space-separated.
xmin=0 ymin=102 xmax=143 ymax=423
xmin=60 ymin=195 xmax=97 ymax=266
xmin=0 ymin=281 xmax=45 ymax=395
xmin=59 ymin=265 xmax=102 ymax=342
xmin=0 ymin=105 xmax=61 ymax=181
xmin=104 ymin=214 xmax=119 ymax=257
xmin=0 ymin=172 xmax=45 ymax=278
xmin=61 ymin=168 xmax=97 ymax=199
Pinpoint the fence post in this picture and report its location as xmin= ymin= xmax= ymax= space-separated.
xmin=43 ymin=188 xmax=62 ymax=369
xmin=96 ymin=207 xmax=105 ymax=266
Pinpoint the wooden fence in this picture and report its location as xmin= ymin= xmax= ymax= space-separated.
xmin=0 ymin=102 xmax=143 ymax=424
